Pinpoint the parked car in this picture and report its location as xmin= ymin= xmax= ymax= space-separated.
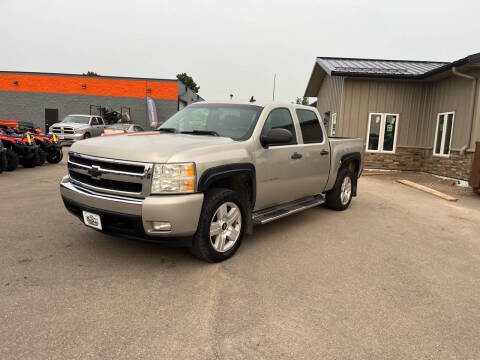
xmin=60 ymin=102 xmax=364 ymax=262
xmin=101 ymin=123 xmax=144 ymax=136
xmin=49 ymin=115 xmax=105 ymax=144
xmin=0 ymin=125 xmax=39 ymax=170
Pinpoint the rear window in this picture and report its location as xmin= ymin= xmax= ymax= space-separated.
xmin=296 ymin=109 xmax=323 ymax=143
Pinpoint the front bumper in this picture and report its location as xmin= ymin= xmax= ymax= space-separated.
xmin=49 ymin=133 xmax=84 ymax=144
xmin=17 ymin=143 xmax=38 ymax=159
xmin=60 ymin=176 xmax=204 ymax=244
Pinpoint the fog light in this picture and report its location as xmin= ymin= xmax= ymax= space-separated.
xmin=152 ymin=221 xmax=171 ymax=231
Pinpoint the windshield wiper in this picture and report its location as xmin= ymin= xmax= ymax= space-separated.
xmin=157 ymin=128 xmax=178 ymax=133
xmin=180 ymin=130 xmax=219 ymax=136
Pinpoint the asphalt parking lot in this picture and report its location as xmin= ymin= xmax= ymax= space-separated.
xmin=1 ymin=149 xmax=480 ymax=360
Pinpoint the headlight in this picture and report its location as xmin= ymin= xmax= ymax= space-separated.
xmin=151 ymin=163 xmax=196 ymax=194
xmin=75 ymin=128 xmax=86 ymax=134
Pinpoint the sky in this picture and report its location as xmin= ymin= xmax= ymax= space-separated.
xmin=1 ymin=0 xmax=479 ymax=103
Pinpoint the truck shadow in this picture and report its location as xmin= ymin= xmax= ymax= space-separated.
xmin=75 ymin=205 xmax=332 ymax=267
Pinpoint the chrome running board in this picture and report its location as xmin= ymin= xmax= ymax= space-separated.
xmin=252 ymin=194 xmax=325 ymax=225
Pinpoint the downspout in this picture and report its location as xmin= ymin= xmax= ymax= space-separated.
xmin=452 ymin=67 xmax=478 ymax=154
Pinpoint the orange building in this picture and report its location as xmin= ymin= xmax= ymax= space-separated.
xmin=0 ymin=71 xmax=202 ymax=131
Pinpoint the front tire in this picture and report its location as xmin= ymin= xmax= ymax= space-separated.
xmin=47 ymin=148 xmax=63 ymax=163
xmin=5 ymin=149 xmax=19 ymax=171
xmin=326 ymin=168 xmax=354 ymax=211
xmin=190 ymin=188 xmax=246 ymax=262
xmin=83 ymin=133 xmax=91 ymax=139
xmin=36 ymin=149 xmax=47 ymax=166
xmin=21 ymin=152 xmax=39 ymax=168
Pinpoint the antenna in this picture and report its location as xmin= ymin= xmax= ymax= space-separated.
xmin=272 ymin=74 xmax=276 ymax=101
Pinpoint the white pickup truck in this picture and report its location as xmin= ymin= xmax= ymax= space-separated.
xmin=60 ymin=102 xmax=364 ymax=262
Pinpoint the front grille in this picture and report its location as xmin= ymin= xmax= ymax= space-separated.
xmin=70 ymin=171 xmax=142 ymax=193
xmin=67 ymin=152 xmax=152 ymax=198
xmin=69 ymin=154 xmax=144 ymax=174
xmin=51 ymin=127 xmax=74 ymax=134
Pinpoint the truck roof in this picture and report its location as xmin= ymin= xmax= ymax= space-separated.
xmin=192 ymin=101 xmax=315 ymax=109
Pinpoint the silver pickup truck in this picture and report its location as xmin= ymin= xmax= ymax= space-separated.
xmin=60 ymin=102 xmax=363 ymax=262
xmin=49 ymin=114 xmax=105 ymax=144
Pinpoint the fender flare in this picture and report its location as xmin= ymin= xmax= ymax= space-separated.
xmin=198 ymin=163 xmax=256 ymax=207
xmin=340 ymin=152 xmax=362 ymax=196
xmin=340 ymin=152 xmax=361 ymax=172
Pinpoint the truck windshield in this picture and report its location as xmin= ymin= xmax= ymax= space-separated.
xmin=158 ymin=104 xmax=263 ymax=140
xmin=62 ymin=116 xmax=90 ymax=124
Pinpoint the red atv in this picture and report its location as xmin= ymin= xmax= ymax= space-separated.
xmin=16 ymin=122 xmax=63 ymax=165
xmin=0 ymin=125 xmax=39 ymax=171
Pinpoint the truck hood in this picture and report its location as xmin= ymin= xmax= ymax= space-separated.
xmin=70 ymin=132 xmax=235 ymax=163
xmin=52 ymin=122 xmax=89 ymax=129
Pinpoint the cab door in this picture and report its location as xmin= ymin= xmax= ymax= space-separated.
xmin=254 ymin=107 xmax=309 ymax=210
xmin=294 ymin=108 xmax=330 ymax=194
xmin=90 ymin=117 xmax=100 ymax=136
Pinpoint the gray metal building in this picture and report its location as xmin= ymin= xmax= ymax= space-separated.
xmin=0 ymin=71 xmax=203 ymax=132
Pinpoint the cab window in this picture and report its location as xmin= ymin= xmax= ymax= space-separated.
xmin=296 ymin=109 xmax=323 ymax=143
xmin=262 ymin=108 xmax=297 ymax=145
xmin=91 ymin=118 xmax=99 ymax=126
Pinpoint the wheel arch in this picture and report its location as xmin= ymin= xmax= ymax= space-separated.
xmin=339 ymin=152 xmax=361 ymax=196
xmin=198 ymin=163 xmax=256 ymax=208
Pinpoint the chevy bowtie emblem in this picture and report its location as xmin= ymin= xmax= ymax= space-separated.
xmin=88 ymin=165 xmax=102 ymax=179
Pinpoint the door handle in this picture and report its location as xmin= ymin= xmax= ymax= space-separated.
xmin=291 ymin=152 xmax=302 ymax=160
xmin=320 ymin=150 xmax=329 ymax=156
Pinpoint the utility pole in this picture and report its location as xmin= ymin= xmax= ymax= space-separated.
xmin=272 ymin=74 xmax=276 ymax=101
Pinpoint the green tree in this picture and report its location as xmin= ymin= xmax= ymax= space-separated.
xmin=176 ymin=73 xmax=200 ymax=93
xmin=295 ymin=96 xmax=309 ymax=105
xmin=83 ymin=71 xmax=100 ymax=76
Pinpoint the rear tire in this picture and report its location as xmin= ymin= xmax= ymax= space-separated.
xmin=5 ymin=149 xmax=19 ymax=171
xmin=47 ymin=148 xmax=63 ymax=164
xmin=36 ymin=149 xmax=47 ymax=166
xmin=21 ymin=152 xmax=39 ymax=168
xmin=326 ymin=168 xmax=354 ymax=211
xmin=189 ymin=188 xmax=246 ymax=262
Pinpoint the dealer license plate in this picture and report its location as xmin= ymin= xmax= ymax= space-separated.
xmin=82 ymin=211 xmax=102 ymax=230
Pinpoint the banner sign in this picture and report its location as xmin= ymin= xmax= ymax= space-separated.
xmin=146 ymin=96 xmax=158 ymax=127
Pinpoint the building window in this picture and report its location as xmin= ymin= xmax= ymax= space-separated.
xmin=366 ymin=113 xmax=399 ymax=153
xmin=296 ymin=109 xmax=323 ymax=143
xmin=330 ymin=113 xmax=337 ymax=137
xmin=433 ymin=112 xmax=454 ymax=157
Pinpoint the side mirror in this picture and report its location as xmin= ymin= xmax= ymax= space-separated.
xmin=260 ymin=128 xmax=293 ymax=147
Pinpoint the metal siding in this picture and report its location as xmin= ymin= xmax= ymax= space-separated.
xmin=0 ymin=91 xmax=178 ymax=132
xmin=340 ymin=78 xmax=424 ymax=147
xmin=316 ymin=75 xmax=344 ymax=133
xmin=420 ymin=71 xmax=478 ymax=149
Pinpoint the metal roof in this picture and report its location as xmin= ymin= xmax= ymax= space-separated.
xmin=317 ymin=57 xmax=448 ymax=78
xmin=304 ymin=52 xmax=480 ymax=96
